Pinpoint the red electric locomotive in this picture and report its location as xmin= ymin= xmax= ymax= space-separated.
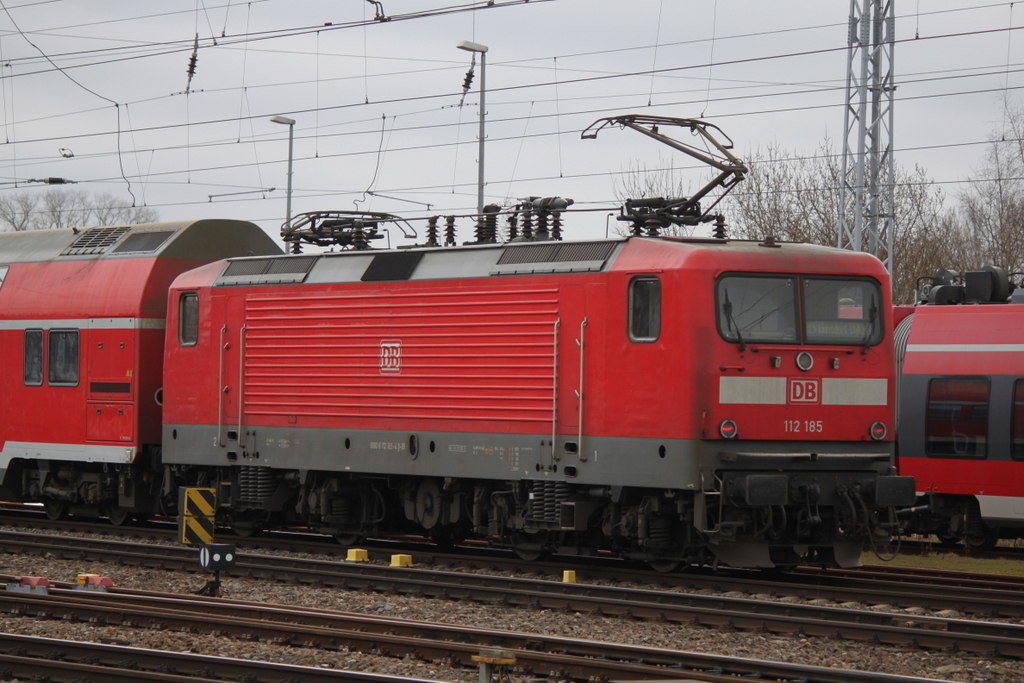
xmin=897 ymin=267 xmax=1024 ymax=548
xmin=0 ymin=220 xmax=280 ymax=522
xmin=0 ymin=117 xmax=914 ymax=570
xmin=160 ymin=205 xmax=912 ymax=568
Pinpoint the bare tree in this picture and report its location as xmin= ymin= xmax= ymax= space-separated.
xmin=0 ymin=189 xmax=157 ymax=232
xmin=724 ymin=141 xmax=959 ymax=304
xmin=956 ymin=112 xmax=1024 ymax=275
xmin=725 ymin=141 xmax=841 ymax=246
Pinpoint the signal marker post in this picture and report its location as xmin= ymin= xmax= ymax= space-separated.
xmin=178 ymin=487 xmax=216 ymax=547
xmin=197 ymin=543 xmax=236 ymax=598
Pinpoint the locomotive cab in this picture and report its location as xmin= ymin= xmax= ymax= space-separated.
xmin=681 ymin=242 xmax=912 ymax=567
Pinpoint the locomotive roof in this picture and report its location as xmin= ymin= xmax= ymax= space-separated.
xmin=202 ymin=235 xmax=887 ymax=289
xmin=0 ymin=219 xmax=280 ymax=264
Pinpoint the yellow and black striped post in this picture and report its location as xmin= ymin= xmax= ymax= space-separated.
xmin=178 ymin=487 xmax=216 ymax=546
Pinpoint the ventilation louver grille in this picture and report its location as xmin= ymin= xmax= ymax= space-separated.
xmin=111 ymin=230 xmax=174 ymax=254
xmin=492 ymin=241 xmax=617 ymax=275
xmin=60 ymin=226 xmax=131 ymax=256
xmin=218 ymin=255 xmax=318 ymax=286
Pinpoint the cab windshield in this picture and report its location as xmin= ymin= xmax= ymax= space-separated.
xmin=717 ymin=274 xmax=882 ymax=346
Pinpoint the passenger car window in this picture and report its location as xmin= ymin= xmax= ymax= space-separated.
xmin=0 ymin=265 xmax=8 ymax=290
xmin=48 ymin=329 xmax=80 ymax=386
xmin=23 ymin=329 xmax=43 ymax=386
xmin=1013 ymin=380 xmax=1024 ymax=460
xmin=179 ymin=292 xmax=199 ymax=346
xmin=926 ymin=377 xmax=989 ymax=458
xmin=629 ymin=276 xmax=661 ymax=342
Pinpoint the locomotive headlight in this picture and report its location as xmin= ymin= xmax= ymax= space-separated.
xmin=870 ymin=421 xmax=887 ymax=440
xmin=719 ymin=419 xmax=738 ymax=439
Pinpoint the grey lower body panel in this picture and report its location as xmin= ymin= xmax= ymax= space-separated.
xmin=164 ymin=423 xmax=703 ymax=490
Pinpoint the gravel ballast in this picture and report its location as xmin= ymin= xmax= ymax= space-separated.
xmin=0 ymin=548 xmax=1020 ymax=683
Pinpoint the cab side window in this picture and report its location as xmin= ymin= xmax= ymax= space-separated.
xmin=23 ymin=329 xmax=43 ymax=386
xmin=48 ymin=329 xmax=80 ymax=386
xmin=629 ymin=276 xmax=661 ymax=342
xmin=179 ymin=292 xmax=199 ymax=346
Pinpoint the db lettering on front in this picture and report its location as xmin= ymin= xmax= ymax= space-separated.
xmin=788 ymin=378 xmax=820 ymax=404
xmin=380 ymin=340 xmax=402 ymax=373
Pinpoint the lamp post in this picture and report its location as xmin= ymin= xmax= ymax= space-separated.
xmin=270 ymin=115 xmax=296 ymax=224
xmin=457 ymin=40 xmax=488 ymax=216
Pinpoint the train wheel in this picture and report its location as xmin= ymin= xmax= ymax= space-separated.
xmin=43 ymin=499 xmax=68 ymax=521
xmin=333 ymin=532 xmax=366 ymax=547
xmin=648 ymin=558 xmax=682 ymax=573
xmin=106 ymin=506 xmax=132 ymax=527
xmin=965 ymin=526 xmax=999 ymax=551
xmin=229 ymin=511 xmax=262 ymax=538
xmin=511 ymin=531 xmax=550 ymax=561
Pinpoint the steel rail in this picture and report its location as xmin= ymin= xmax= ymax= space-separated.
xmin=2 ymin=530 xmax=1024 ymax=658
xmin=0 ymin=583 xmax=956 ymax=683
xmin=2 ymin=520 xmax=1024 ymax=616
xmin=0 ymin=630 xmax=433 ymax=683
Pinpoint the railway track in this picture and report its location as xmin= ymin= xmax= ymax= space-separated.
xmin=0 ymin=578 xmax=962 ymax=683
xmin=0 ymin=630 xmax=429 ymax=683
xmin=1 ymin=528 xmax=1024 ymax=659
xmin=3 ymin=514 xmax=1024 ymax=618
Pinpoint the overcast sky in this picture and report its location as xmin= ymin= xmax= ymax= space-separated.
xmin=0 ymin=0 xmax=1018 ymax=244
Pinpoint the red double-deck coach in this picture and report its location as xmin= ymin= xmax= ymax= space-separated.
xmin=0 ymin=220 xmax=279 ymax=523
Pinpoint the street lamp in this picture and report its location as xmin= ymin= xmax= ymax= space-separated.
xmin=457 ymin=40 xmax=488 ymax=216
xmin=270 ymin=115 xmax=296 ymax=224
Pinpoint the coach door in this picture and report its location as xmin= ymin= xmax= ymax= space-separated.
xmin=86 ymin=323 xmax=135 ymax=443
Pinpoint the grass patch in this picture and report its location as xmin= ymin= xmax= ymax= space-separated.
xmin=861 ymin=539 xmax=1024 ymax=575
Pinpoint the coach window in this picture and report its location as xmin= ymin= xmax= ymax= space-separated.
xmin=0 ymin=265 xmax=8 ymax=290
xmin=23 ymin=329 xmax=43 ymax=386
xmin=629 ymin=276 xmax=661 ymax=342
xmin=48 ymin=329 xmax=80 ymax=386
xmin=1012 ymin=380 xmax=1024 ymax=460
xmin=179 ymin=292 xmax=199 ymax=346
xmin=926 ymin=377 xmax=989 ymax=458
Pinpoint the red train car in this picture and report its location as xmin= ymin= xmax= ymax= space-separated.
xmin=0 ymin=220 xmax=280 ymax=522
xmin=897 ymin=267 xmax=1024 ymax=548
xmin=162 ymin=219 xmax=912 ymax=569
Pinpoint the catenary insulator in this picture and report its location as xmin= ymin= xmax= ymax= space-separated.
xmin=444 ymin=215 xmax=457 ymax=246
xmin=425 ymin=216 xmax=440 ymax=247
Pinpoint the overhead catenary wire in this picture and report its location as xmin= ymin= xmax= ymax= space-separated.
xmin=0 ymin=0 xmax=1019 ymax=222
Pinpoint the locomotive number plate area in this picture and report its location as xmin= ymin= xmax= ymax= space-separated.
xmin=783 ymin=420 xmax=825 ymax=433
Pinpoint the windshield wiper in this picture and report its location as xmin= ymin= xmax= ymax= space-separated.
xmin=862 ymin=293 xmax=879 ymax=354
xmin=723 ymin=290 xmax=747 ymax=352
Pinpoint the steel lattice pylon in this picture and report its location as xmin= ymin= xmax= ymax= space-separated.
xmin=839 ymin=0 xmax=895 ymax=272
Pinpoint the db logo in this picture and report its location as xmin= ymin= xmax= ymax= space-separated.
xmin=380 ymin=340 xmax=402 ymax=373
xmin=788 ymin=378 xmax=821 ymax=404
